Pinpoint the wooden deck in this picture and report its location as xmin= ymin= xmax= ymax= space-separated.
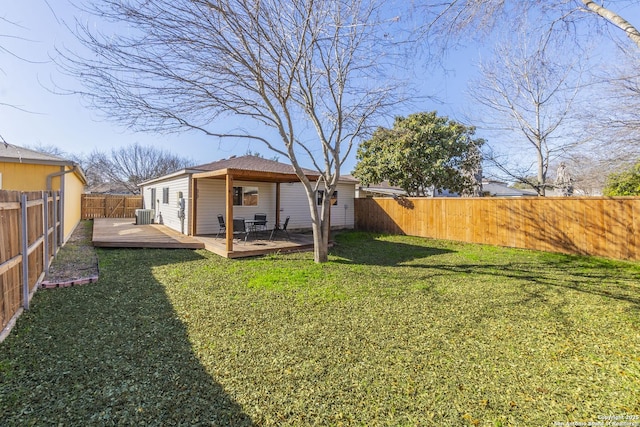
xmin=92 ymin=218 xmax=205 ymax=249
xmin=92 ymin=218 xmax=318 ymax=258
xmin=197 ymin=231 xmax=316 ymax=259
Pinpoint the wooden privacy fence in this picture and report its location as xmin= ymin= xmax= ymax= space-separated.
xmin=81 ymin=194 xmax=142 ymax=219
xmin=0 ymin=190 xmax=62 ymax=335
xmin=355 ymin=197 xmax=640 ymax=261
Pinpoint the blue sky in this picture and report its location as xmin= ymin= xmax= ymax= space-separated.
xmin=1 ymin=0 xmax=480 ymax=174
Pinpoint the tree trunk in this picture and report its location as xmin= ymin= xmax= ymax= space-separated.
xmin=312 ymin=220 xmax=330 ymax=263
xmin=581 ymin=0 xmax=640 ymax=49
xmin=307 ymin=187 xmax=331 ymax=263
xmin=537 ymin=146 xmax=545 ymax=196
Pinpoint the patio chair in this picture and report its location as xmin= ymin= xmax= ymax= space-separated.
xmin=232 ymin=218 xmax=250 ymax=243
xmin=254 ymin=213 xmax=267 ymax=234
xmin=269 ymin=216 xmax=290 ymax=240
xmin=215 ymin=214 xmax=226 ymax=238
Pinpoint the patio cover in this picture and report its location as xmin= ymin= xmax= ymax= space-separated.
xmin=191 ymin=155 xmax=321 ymax=253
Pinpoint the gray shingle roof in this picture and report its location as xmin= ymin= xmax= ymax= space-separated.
xmin=141 ymin=155 xmax=358 ymax=186
xmin=192 ymin=155 xmax=318 ymax=176
xmin=0 ymin=144 xmax=73 ymax=165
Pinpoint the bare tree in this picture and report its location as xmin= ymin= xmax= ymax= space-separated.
xmin=0 ymin=15 xmax=47 ymax=114
xmin=468 ymin=31 xmax=583 ymax=196
xmin=594 ymin=50 xmax=640 ymax=144
xmin=59 ymin=0 xmax=409 ymax=262
xmin=579 ymin=0 xmax=640 ymax=49
xmin=414 ymin=1 xmax=640 ymax=197
xmin=559 ymin=154 xmax=608 ymax=195
xmin=75 ymin=144 xmax=193 ymax=194
xmin=69 ymin=150 xmax=107 ymax=189
xmin=569 ymin=46 xmax=640 ymax=188
xmin=420 ymin=1 xmax=640 ymax=51
xmin=24 ymin=143 xmax=67 ymax=158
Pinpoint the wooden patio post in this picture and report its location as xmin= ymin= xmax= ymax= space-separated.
xmin=191 ymin=178 xmax=198 ymax=236
xmin=275 ymin=182 xmax=281 ymax=229
xmin=225 ymin=174 xmax=234 ymax=252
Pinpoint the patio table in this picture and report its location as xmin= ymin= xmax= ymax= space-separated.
xmin=244 ymin=219 xmax=268 ymax=237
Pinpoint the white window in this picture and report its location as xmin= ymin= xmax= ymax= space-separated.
xmin=162 ymin=187 xmax=169 ymax=204
xmin=233 ymin=186 xmax=258 ymax=206
xmin=317 ymin=190 xmax=338 ymax=206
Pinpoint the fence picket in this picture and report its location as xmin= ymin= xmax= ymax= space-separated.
xmin=81 ymin=194 xmax=142 ymax=219
xmin=0 ymin=190 xmax=60 ymax=338
xmin=355 ymin=197 xmax=640 ymax=261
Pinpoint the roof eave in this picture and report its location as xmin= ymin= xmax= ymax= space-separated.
xmin=138 ymin=168 xmax=203 ymax=187
xmin=0 ymin=157 xmax=74 ymax=167
xmin=193 ymin=168 xmax=319 ymax=183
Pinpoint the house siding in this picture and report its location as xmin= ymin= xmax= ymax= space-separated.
xmin=195 ymin=180 xmax=277 ymax=235
xmin=278 ymin=181 xmax=355 ymax=229
xmin=0 ymin=162 xmax=62 ymax=191
xmin=142 ymin=173 xmax=356 ymax=236
xmin=62 ymin=167 xmax=86 ymax=241
xmin=142 ymin=174 xmax=192 ymax=234
xmin=0 ymin=162 xmax=85 ymax=242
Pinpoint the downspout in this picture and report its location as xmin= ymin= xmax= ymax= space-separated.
xmin=46 ymin=164 xmax=78 ymax=245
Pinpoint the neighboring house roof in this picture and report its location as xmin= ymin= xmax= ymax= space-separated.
xmin=345 ymin=176 xmax=407 ymax=197
xmin=1 ymin=144 xmax=68 ymax=165
xmin=140 ymin=155 xmax=358 ymax=186
xmin=0 ymin=143 xmax=88 ymax=184
xmin=482 ymin=180 xmax=538 ymax=197
xmin=357 ymin=183 xmax=408 ymax=197
xmin=353 ymin=177 xmax=537 ymax=198
xmin=361 ymin=186 xmax=408 ymax=197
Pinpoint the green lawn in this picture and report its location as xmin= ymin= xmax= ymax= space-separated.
xmin=1 ymin=231 xmax=639 ymax=426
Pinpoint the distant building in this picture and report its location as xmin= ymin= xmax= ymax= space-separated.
xmin=350 ymin=178 xmax=407 ymax=198
xmin=481 ymin=179 xmax=538 ymax=197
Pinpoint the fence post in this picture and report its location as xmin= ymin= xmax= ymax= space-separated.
xmin=52 ymin=191 xmax=58 ymax=254
xmin=21 ymin=193 xmax=29 ymax=310
xmin=43 ymin=192 xmax=50 ymax=275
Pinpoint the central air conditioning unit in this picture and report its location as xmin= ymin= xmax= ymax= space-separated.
xmin=135 ymin=209 xmax=155 ymax=225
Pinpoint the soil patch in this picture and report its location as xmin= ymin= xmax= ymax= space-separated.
xmin=42 ymin=220 xmax=99 ymax=287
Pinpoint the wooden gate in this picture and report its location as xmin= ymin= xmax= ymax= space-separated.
xmin=81 ymin=194 xmax=143 ymax=219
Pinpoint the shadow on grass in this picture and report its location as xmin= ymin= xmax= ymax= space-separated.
xmin=0 ymin=248 xmax=253 ymax=426
xmin=404 ymin=259 xmax=640 ymax=309
xmin=331 ymin=231 xmax=455 ymax=266
xmin=333 ymin=231 xmax=640 ymax=309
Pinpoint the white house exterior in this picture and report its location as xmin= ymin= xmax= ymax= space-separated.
xmin=139 ymin=155 xmax=356 ymax=236
xmin=140 ymin=170 xmax=196 ymax=234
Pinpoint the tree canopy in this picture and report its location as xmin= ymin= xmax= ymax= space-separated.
xmin=353 ymin=112 xmax=484 ymax=197
xmin=603 ymin=162 xmax=640 ymax=196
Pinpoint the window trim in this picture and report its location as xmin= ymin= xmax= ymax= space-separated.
xmin=317 ymin=190 xmax=338 ymax=206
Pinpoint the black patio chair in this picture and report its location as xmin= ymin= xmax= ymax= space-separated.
xmin=215 ymin=214 xmax=226 ymax=238
xmin=232 ymin=218 xmax=250 ymax=243
xmin=269 ymin=216 xmax=290 ymax=240
xmin=254 ymin=213 xmax=267 ymax=234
